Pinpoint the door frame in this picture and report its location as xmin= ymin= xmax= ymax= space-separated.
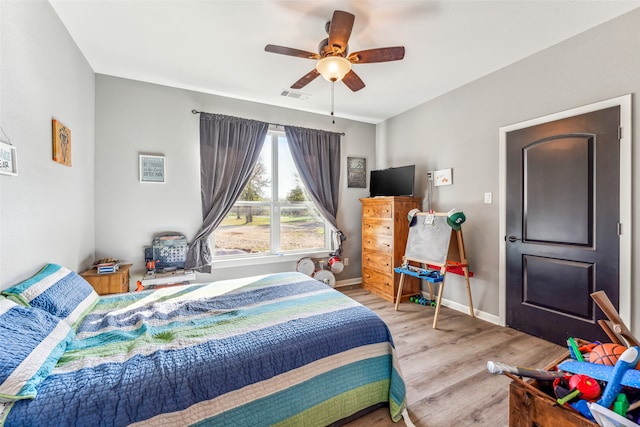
xmin=498 ymin=94 xmax=632 ymax=328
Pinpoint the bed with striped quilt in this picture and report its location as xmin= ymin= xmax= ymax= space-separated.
xmin=2 ymin=272 xmax=408 ymax=426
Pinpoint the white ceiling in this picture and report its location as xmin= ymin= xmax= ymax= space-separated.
xmin=49 ymin=0 xmax=640 ymax=124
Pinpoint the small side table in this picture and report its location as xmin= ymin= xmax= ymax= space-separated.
xmin=81 ymin=264 xmax=132 ymax=295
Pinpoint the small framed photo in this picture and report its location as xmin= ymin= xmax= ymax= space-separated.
xmin=434 ymin=168 xmax=452 ymax=187
xmin=52 ymin=119 xmax=71 ymax=167
xmin=139 ymin=154 xmax=165 ymax=183
xmin=347 ymin=157 xmax=367 ymax=188
xmin=0 ymin=141 xmax=18 ymax=176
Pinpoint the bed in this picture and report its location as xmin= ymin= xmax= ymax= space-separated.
xmin=0 ymin=265 xmax=410 ymax=426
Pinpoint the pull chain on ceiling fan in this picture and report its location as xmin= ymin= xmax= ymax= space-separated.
xmin=265 ymin=10 xmax=405 ymax=120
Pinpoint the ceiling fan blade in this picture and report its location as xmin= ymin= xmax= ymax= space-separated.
xmin=265 ymin=44 xmax=320 ymax=60
xmin=348 ymin=46 xmax=405 ymax=63
xmin=291 ymin=69 xmax=320 ymax=89
xmin=342 ymin=70 xmax=365 ymax=92
xmin=327 ymin=10 xmax=355 ymax=54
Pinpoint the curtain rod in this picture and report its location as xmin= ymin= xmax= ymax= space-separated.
xmin=191 ymin=110 xmax=345 ymax=136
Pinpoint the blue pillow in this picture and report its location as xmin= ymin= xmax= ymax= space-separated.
xmin=0 ymin=298 xmax=74 ymax=401
xmin=1 ymin=264 xmax=99 ymax=327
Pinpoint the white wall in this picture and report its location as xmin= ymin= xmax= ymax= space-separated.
xmin=94 ymin=75 xmax=376 ymax=284
xmin=382 ymin=9 xmax=640 ymax=329
xmin=0 ymin=0 xmax=95 ymax=288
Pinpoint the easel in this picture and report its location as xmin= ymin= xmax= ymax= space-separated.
xmin=394 ymin=212 xmax=474 ymax=328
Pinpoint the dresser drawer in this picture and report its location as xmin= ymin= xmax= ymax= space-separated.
xmin=362 ymin=218 xmax=393 ymax=237
xmin=362 ymin=251 xmax=392 ymax=273
xmin=362 ymin=202 xmax=392 ymax=219
xmin=362 ymin=233 xmax=393 ymax=253
xmin=362 ymin=268 xmax=394 ymax=296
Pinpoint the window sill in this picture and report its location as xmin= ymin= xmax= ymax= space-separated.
xmin=211 ymin=250 xmax=331 ymax=270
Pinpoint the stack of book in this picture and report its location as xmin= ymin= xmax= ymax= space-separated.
xmin=93 ymin=258 xmax=120 ymax=275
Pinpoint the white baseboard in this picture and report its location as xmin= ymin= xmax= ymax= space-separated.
xmin=336 ymin=279 xmax=500 ymax=326
xmin=335 ymin=277 xmax=362 ymax=288
xmin=425 ymin=291 xmax=500 ymax=325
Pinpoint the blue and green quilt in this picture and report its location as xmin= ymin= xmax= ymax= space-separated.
xmin=2 ymin=272 xmax=407 ymax=426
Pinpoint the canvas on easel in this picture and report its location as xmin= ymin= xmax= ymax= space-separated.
xmin=394 ymin=212 xmax=474 ymax=328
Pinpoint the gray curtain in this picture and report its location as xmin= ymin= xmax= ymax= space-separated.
xmin=186 ymin=113 xmax=268 ymax=272
xmin=284 ymin=125 xmax=343 ymax=238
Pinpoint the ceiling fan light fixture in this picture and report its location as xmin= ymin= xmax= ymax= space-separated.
xmin=316 ymin=56 xmax=351 ymax=82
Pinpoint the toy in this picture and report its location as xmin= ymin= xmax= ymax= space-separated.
xmin=554 ymin=374 xmax=601 ymax=405
xmin=557 ymin=359 xmax=640 ymax=389
xmin=590 ymin=343 xmax=628 ymax=366
xmin=613 ymin=393 xmax=630 ymax=417
xmin=567 ymin=337 xmax=586 ymax=362
xmin=597 ymin=347 xmax=640 ymax=409
xmin=409 ymin=295 xmax=436 ymax=307
xmin=486 ymin=360 xmax=565 ymax=381
xmin=553 ymin=347 xmax=640 ymax=422
xmin=588 ymin=402 xmax=638 ymax=427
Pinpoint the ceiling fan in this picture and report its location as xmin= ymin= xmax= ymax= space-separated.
xmin=265 ymin=10 xmax=405 ymax=92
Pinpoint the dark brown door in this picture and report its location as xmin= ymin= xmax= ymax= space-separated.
xmin=506 ymin=106 xmax=620 ymax=345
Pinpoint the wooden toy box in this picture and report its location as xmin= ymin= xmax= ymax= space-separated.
xmin=508 ymin=352 xmax=599 ymax=427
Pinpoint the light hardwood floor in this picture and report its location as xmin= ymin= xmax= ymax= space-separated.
xmin=339 ymin=285 xmax=565 ymax=427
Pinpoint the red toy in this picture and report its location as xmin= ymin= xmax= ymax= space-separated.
xmin=555 ymin=374 xmax=602 ymax=406
xmin=568 ymin=374 xmax=601 ymax=401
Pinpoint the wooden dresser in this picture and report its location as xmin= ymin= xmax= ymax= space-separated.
xmin=360 ymin=197 xmax=422 ymax=302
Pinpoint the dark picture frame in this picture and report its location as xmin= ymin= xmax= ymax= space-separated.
xmin=347 ymin=157 xmax=366 ymax=188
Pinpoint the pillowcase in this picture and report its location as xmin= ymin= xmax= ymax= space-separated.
xmin=1 ymin=264 xmax=99 ymax=327
xmin=0 ymin=298 xmax=74 ymax=402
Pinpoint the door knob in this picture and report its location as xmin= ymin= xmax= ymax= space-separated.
xmin=506 ymin=235 xmax=521 ymax=242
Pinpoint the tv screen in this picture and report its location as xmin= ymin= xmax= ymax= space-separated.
xmin=369 ymin=165 xmax=415 ymax=197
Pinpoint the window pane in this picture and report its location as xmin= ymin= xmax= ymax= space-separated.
xmin=240 ymin=138 xmax=272 ymax=202
xmin=280 ymin=205 xmax=325 ymax=252
xmin=214 ymin=205 xmax=271 ymax=255
xmin=212 ymin=131 xmax=329 ymax=260
xmin=278 ymin=136 xmax=308 ymax=203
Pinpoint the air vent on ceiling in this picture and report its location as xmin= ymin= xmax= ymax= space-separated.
xmin=280 ymin=89 xmax=310 ymax=100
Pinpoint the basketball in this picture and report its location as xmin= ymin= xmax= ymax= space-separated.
xmin=589 ymin=343 xmax=627 ymax=366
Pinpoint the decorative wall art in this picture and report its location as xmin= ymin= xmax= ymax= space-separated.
xmin=0 ymin=141 xmax=18 ymax=176
xmin=347 ymin=157 xmax=366 ymax=188
xmin=434 ymin=168 xmax=453 ymax=187
xmin=139 ymin=154 xmax=165 ymax=183
xmin=52 ymin=119 xmax=71 ymax=167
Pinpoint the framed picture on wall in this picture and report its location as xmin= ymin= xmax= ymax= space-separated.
xmin=139 ymin=154 xmax=165 ymax=183
xmin=347 ymin=157 xmax=367 ymax=188
xmin=52 ymin=119 xmax=72 ymax=167
xmin=0 ymin=141 xmax=18 ymax=176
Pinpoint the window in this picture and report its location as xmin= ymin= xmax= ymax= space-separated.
xmin=213 ymin=130 xmax=329 ymax=258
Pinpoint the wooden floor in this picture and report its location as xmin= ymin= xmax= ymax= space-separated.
xmin=338 ymin=286 xmax=565 ymax=427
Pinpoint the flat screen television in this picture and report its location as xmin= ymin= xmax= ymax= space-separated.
xmin=369 ymin=165 xmax=415 ymax=197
